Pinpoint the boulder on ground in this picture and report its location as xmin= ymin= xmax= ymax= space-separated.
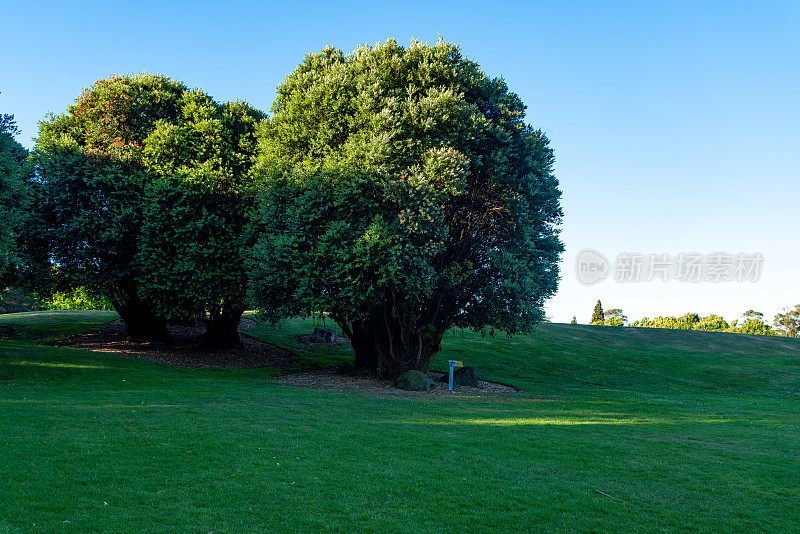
xmin=437 ymin=366 xmax=479 ymax=387
xmin=311 ymin=327 xmax=336 ymax=343
xmin=394 ymin=370 xmax=433 ymax=391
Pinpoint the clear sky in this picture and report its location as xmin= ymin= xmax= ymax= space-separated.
xmin=2 ymin=1 xmax=798 ymax=324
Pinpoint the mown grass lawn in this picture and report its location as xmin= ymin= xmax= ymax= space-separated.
xmin=1 ymin=312 xmax=799 ymax=532
xmin=0 ymin=310 xmax=117 ymax=344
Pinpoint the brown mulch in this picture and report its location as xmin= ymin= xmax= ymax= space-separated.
xmin=55 ymin=318 xmax=519 ymax=396
xmin=55 ymin=318 xmax=295 ymax=369
xmin=272 ymin=368 xmax=519 ymax=396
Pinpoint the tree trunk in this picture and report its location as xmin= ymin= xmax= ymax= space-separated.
xmin=114 ymin=292 xmax=167 ymax=342
xmin=343 ymin=306 xmax=444 ymax=379
xmin=204 ymin=306 xmax=243 ymax=349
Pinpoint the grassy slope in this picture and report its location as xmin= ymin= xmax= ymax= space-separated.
xmin=1 ymin=313 xmax=799 ymax=532
xmin=0 ymin=310 xmax=117 ymax=343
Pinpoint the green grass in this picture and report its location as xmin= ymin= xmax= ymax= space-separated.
xmin=2 ymin=313 xmax=800 ymax=532
xmin=0 ymin=310 xmax=117 ymax=343
xmin=245 ymin=317 xmax=355 ymax=370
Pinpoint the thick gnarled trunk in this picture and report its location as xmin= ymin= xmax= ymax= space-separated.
xmin=114 ymin=291 xmax=167 ymax=343
xmin=204 ymin=306 xmax=244 ymax=349
xmin=341 ymin=305 xmax=444 ymax=379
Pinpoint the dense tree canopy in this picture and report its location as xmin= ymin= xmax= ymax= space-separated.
xmin=603 ymin=308 xmax=628 ymax=327
xmin=774 ymin=305 xmax=800 ymax=338
xmin=250 ymin=39 xmax=563 ymax=378
xmin=0 ymin=113 xmax=28 ymax=285
xmin=33 ymin=74 xmax=191 ymax=339
xmin=629 ymin=310 xmax=790 ymax=336
xmin=34 ymin=152 xmax=165 ymax=339
xmin=33 ymin=74 xmax=264 ymax=343
xmin=735 ymin=311 xmax=773 ymax=336
xmin=590 ymin=300 xmax=604 ymax=325
xmin=138 ymin=98 xmax=264 ymax=346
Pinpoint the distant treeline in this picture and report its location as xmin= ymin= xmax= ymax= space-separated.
xmin=581 ymin=301 xmax=799 ymax=338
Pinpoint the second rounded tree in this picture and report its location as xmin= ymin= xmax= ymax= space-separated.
xmin=250 ymin=39 xmax=564 ymax=378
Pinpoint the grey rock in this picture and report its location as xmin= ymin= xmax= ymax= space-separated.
xmin=438 ymin=366 xmax=479 ymax=387
xmin=394 ymin=370 xmax=433 ymax=391
xmin=311 ymin=327 xmax=336 ymax=344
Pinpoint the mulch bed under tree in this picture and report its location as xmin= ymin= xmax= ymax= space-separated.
xmin=271 ymin=369 xmax=518 ymax=396
xmin=55 ymin=318 xmax=295 ymax=369
xmin=54 ymin=318 xmax=518 ymax=395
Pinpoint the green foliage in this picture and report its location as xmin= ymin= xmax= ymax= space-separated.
xmin=138 ymin=183 xmax=251 ymax=325
xmin=570 ymin=315 xmax=577 ymax=324
xmin=142 ymin=99 xmax=264 ymax=193
xmin=774 ymin=305 xmax=800 ymax=338
xmin=589 ymin=301 xmax=628 ymax=327
xmin=0 ymin=287 xmax=41 ymax=314
xmin=32 ymin=147 xmax=149 ymax=298
xmin=633 ymin=312 xmax=705 ymax=330
xmin=590 ymin=300 xmax=604 ymax=324
xmin=743 ymin=310 xmax=764 ymax=322
xmin=635 ymin=314 xmax=718 ymax=331
xmin=603 ymin=308 xmax=628 ymax=327
xmin=32 ymin=73 xmax=265 ymax=342
xmin=0 ymin=113 xmax=29 ymax=284
xmin=727 ymin=311 xmax=774 ymax=336
xmin=32 ymin=74 xmax=190 ymax=338
xmin=0 ymin=113 xmax=22 ymax=137
xmin=39 ymin=74 xmax=187 ymax=162
xmin=251 ymin=39 xmax=563 ymax=377
xmin=43 ymin=286 xmax=114 ymax=311
xmin=693 ymin=314 xmax=730 ymax=332
xmin=137 ymin=97 xmax=264 ymax=345
xmin=735 ymin=316 xmax=773 ymax=336
xmin=1 ymin=285 xmax=111 ymax=315
xmin=632 ymin=310 xmax=780 ymax=336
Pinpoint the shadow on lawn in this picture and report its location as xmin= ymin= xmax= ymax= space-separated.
xmin=0 ymin=341 xmax=160 ymax=383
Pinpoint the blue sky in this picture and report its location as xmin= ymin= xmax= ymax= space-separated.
xmin=2 ymin=1 xmax=798 ymax=323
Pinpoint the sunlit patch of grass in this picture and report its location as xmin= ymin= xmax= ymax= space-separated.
xmin=392 ymin=416 xmax=734 ymax=426
xmin=11 ymin=360 xmax=110 ymax=369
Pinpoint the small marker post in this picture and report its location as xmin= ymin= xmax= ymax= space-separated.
xmin=447 ymin=360 xmax=463 ymax=391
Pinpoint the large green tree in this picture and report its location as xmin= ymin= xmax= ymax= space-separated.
xmin=34 ymin=74 xmax=188 ymax=339
xmin=33 ymin=147 xmax=167 ymax=340
xmin=603 ymin=308 xmax=628 ymax=327
xmin=0 ymin=113 xmax=28 ymax=285
xmin=774 ymin=305 xmax=800 ymax=338
xmin=33 ymin=74 xmax=263 ymax=343
xmin=590 ymin=300 xmax=604 ymax=325
xmin=138 ymin=99 xmax=265 ymax=347
xmin=250 ymin=40 xmax=563 ymax=378
xmin=736 ymin=310 xmax=772 ymax=336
